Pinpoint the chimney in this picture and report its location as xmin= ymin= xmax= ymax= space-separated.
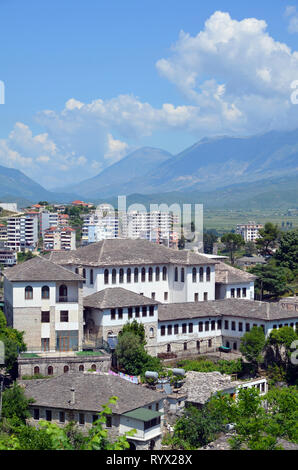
xmin=70 ymin=387 xmax=75 ymax=405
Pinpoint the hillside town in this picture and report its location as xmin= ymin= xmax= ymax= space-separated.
xmin=0 ymin=212 xmax=297 ymax=451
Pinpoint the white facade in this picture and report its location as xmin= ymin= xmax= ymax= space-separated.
xmin=6 ymin=215 xmax=38 ymax=252
xmin=236 ymin=221 xmax=263 ymax=242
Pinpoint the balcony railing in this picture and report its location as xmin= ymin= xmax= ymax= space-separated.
xmin=57 ymin=296 xmax=78 ymax=303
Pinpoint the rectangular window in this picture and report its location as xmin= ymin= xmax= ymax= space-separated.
xmin=151 ymin=292 xmax=155 ymax=300
xmin=239 ymin=322 xmax=243 ymax=332
xmin=92 ymin=414 xmax=98 ymax=423
xmin=237 ymin=288 xmax=241 ymax=298
xmin=111 ymin=309 xmax=116 ymax=320
xmin=149 ymin=305 xmax=154 ymax=317
xmin=242 ymin=288 xmax=247 ymax=298
xmin=194 ymin=293 xmax=198 ymax=302
xmin=59 ymin=411 xmax=65 ymax=423
xmin=231 ymin=288 xmax=235 ymax=298
xmin=106 ymin=415 xmax=112 ymax=428
xmin=118 ymin=308 xmax=123 ymax=320
xmin=208 ymin=339 xmax=212 ymax=348
xmin=217 ymin=320 xmax=222 ymax=329
xmin=142 ymin=306 xmax=147 ymax=317
xmin=46 ymin=410 xmax=52 ymax=422
xmin=164 ymin=292 xmax=168 ymax=301
xmin=41 ymin=338 xmax=49 ymax=351
xmin=33 ymin=408 xmax=39 ymax=420
xmin=161 ymin=326 xmax=166 ymax=336
xmin=189 ymin=323 xmax=193 ymax=333
xmin=232 ymin=321 xmax=236 ymax=331
xmin=225 ymin=320 xmax=229 ymax=330
xmin=211 ymin=321 xmax=215 ymax=331
xmin=60 ymin=311 xmax=69 ymax=322
xmin=205 ymin=321 xmax=209 ymax=332
xmin=79 ymin=413 xmax=85 ymax=425
xmin=204 ymin=292 xmax=208 ymax=301
xmin=182 ymin=323 xmax=187 ymax=334
xmin=167 ymin=325 xmax=172 ymax=335
xmin=246 ymin=323 xmax=250 ymax=332
xmin=199 ymin=322 xmax=203 ymax=332
xmin=174 ymin=324 xmax=179 ymax=334
xmin=184 ymin=342 xmax=187 ymax=350
xmin=155 ymin=403 xmax=159 ymax=411
xmin=41 ymin=311 xmax=50 ymax=323
xmin=128 ymin=307 xmax=133 ymax=319
xmin=135 ymin=307 xmax=140 ymax=318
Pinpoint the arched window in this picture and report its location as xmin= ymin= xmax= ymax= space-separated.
xmin=48 ymin=366 xmax=53 ymax=376
xmin=90 ymin=269 xmax=94 ymax=285
xmin=181 ymin=268 xmax=185 ymax=283
xmin=82 ymin=268 xmax=86 ymax=284
xmin=148 ymin=267 xmax=153 ymax=282
xmin=167 ymin=344 xmax=171 ymax=352
xmin=79 ymin=365 xmax=84 ymax=372
xmin=192 ymin=268 xmax=197 ymax=283
xmin=34 ymin=366 xmax=40 ymax=375
xmin=141 ymin=267 xmax=146 ymax=282
xmin=149 ymin=328 xmax=154 ymax=338
xmin=199 ymin=267 xmax=204 ymax=282
xmin=174 ymin=267 xmax=178 ymax=282
xmin=206 ymin=267 xmax=211 ymax=282
xmin=134 ymin=268 xmax=139 ymax=283
xmin=162 ymin=266 xmax=167 ymax=281
xmin=59 ymin=285 xmax=67 ymax=301
xmin=119 ymin=269 xmax=124 ymax=284
xmin=63 ymin=365 xmax=69 ymax=373
xmin=155 ymin=267 xmax=160 ymax=282
xmin=127 ymin=268 xmax=131 ymax=283
xmin=112 ymin=269 xmax=117 ymax=284
xmin=75 ymin=268 xmax=79 ymax=274
xmin=104 ymin=269 xmax=109 ymax=285
xmin=25 ymin=286 xmax=33 ymax=300
xmin=91 ymin=364 xmax=96 ymax=371
xmin=41 ymin=285 xmax=49 ymax=299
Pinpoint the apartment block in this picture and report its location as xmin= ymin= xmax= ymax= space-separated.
xmin=43 ymin=227 xmax=76 ymax=251
xmin=236 ymin=221 xmax=264 ymax=242
xmin=6 ymin=214 xmax=38 ymax=252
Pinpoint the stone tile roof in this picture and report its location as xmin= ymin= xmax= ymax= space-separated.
xmin=215 ymin=261 xmax=256 ymax=285
xmin=4 ymin=256 xmax=83 ymax=282
xmin=158 ymin=299 xmax=298 ymax=322
xmin=46 ymin=239 xmax=218 ymax=268
xmin=180 ymin=371 xmax=234 ymax=405
xmin=21 ymin=372 xmax=165 ymax=414
xmin=83 ymin=287 xmax=160 ymax=309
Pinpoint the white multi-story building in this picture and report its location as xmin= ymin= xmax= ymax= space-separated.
xmin=4 ymin=256 xmax=84 ymax=352
xmin=40 ymin=211 xmax=59 ymax=236
xmin=236 ymin=221 xmax=264 ymax=242
xmin=6 ymin=214 xmax=38 ymax=252
xmin=4 ymin=239 xmax=298 ymax=358
xmin=43 ymin=226 xmax=76 ymax=251
xmin=82 ymin=213 xmax=119 ymax=245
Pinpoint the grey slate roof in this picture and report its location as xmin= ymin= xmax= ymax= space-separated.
xmin=46 ymin=239 xmax=218 ymax=268
xmin=83 ymin=287 xmax=159 ymax=309
xmin=21 ymin=372 xmax=165 ymax=414
xmin=4 ymin=256 xmax=83 ymax=282
xmin=158 ymin=299 xmax=298 ymax=322
xmin=215 ymin=261 xmax=256 ymax=285
xmin=180 ymin=371 xmax=235 ymax=405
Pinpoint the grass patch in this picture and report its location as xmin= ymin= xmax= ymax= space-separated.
xmin=76 ymin=350 xmax=103 ymax=357
xmin=22 ymin=374 xmax=52 ymax=380
xmin=20 ymin=353 xmax=40 ymax=358
xmin=176 ymin=358 xmax=244 ymax=375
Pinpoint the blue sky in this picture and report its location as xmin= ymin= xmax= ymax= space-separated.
xmin=0 ymin=0 xmax=298 ymax=188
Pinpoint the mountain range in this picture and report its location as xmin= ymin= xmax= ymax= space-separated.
xmin=0 ymin=128 xmax=297 ymax=209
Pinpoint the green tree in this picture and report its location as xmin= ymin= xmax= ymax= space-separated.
xmin=244 ymin=241 xmax=257 ymax=257
xmin=169 ymin=403 xmax=225 ymax=449
xmin=115 ymin=331 xmax=148 ymax=375
xmin=0 ymin=310 xmax=26 ymax=372
xmin=203 ymin=231 xmax=218 ymax=254
xmin=267 ymin=326 xmax=298 ymax=367
xmin=256 ymin=222 xmax=280 ymax=257
xmin=221 ymin=233 xmax=245 ymax=265
xmin=119 ymin=320 xmax=146 ymax=345
xmin=240 ymin=326 xmax=266 ymax=373
xmin=249 ymin=262 xmax=292 ymax=299
xmin=1 ymin=382 xmax=33 ymax=426
xmin=274 ymin=229 xmax=298 ymax=274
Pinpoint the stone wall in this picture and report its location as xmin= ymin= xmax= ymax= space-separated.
xmin=18 ymin=354 xmax=111 ymax=378
xmin=156 ymin=335 xmax=222 ymax=359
